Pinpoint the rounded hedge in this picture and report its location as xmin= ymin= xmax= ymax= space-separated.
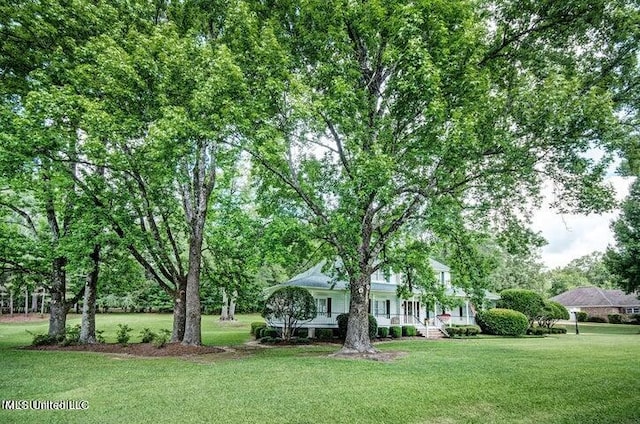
xmin=476 ymin=308 xmax=528 ymax=336
xmin=389 ymin=326 xmax=402 ymax=338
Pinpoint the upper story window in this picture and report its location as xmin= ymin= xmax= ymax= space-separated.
xmin=371 ymin=269 xmax=387 ymax=283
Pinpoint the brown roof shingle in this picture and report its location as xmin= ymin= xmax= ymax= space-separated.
xmin=551 ymin=287 xmax=640 ymax=307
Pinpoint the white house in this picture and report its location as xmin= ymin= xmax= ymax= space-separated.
xmin=265 ymin=259 xmax=499 ymax=338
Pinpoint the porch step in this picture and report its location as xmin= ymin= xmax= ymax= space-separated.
xmin=426 ymin=327 xmax=446 ymax=339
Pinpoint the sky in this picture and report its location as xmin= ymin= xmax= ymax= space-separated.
xmin=531 ymin=174 xmax=634 ymax=270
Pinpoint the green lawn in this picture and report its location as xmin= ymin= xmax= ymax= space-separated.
xmin=0 ymin=314 xmax=638 ymax=424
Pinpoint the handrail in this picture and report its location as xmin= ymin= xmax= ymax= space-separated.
xmin=433 ymin=316 xmax=450 ymax=338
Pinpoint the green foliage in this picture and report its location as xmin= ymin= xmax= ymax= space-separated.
xmin=605 ymin=179 xmax=640 ymax=293
xmin=262 ymin=287 xmax=316 ymax=341
xmin=295 ymin=328 xmax=309 ymax=338
xmin=116 ymin=324 xmax=133 ymax=346
xmin=402 ymin=326 xmax=417 ymax=337
xmin=389 ymin=326 xmax=402 ymax=338
xmin=316 ymin=328 xmax=334 ymax=341
xmin=250 ymin=322 xmax=267 ymax=336
xmin=497 ymin=289 xmax=546 ymax=327
xmin=140 ymin=328 xmax=157 ymax=343
xmin=587 ymin=316 xmax=608 ymax=323
xmin=262 ymin=328 xmax=279 ymax=338
xmin=30 ymin=333 xmax=62 ymax=347
xmin=538 ymin=301 xmax=570 ymax=329
xmin=377 ymin=327 xmax=389 ymax=338
xmin=336 ymin=313 xmax=377 ymax=340
xmin=607 ymin=314 xmax=623 ymax=324
xmin=368 ymin=314 xmax=378 ymax=340
xmin=528 ymin=326 xmax=549 ymax=336
xmin=61 ymin=324 xmax=81 ymax=347
xmin=576 ymin=312 xmax=588 ymax=322
xmin=152 ymin=329 xmax=171 ymax=348
xmin=96 ymin=330 xmax=106 ymax=344
xmin=476 ymin=309 xmax=529 ymax=336
xmin=447 ymin=325 xmax=481 ymax=337
xmin=550 ymin=326 xmax=567 ymax=334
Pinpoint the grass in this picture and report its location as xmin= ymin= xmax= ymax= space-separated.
xmin=1 ymin=314 xmax=638 ymax=424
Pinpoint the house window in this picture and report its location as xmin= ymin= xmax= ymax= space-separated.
xmin=372 ymin=269 xmax=386 ymax=282
xmin=625 ymin=307 xmax=640 ymax=314
xmin=374 ymin=300 xmax=390 ymax=318
xmin=459 ymin=306 xmax=463 ymax=317
xmin=317 ymin=298 xmax=327 ymax=316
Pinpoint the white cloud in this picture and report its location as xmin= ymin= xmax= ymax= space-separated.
xmin=531 ymin=175 xmax=634 ymax=269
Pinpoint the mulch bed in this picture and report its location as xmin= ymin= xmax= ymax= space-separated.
xmin=24 ymin=342 xmax=225 ymax=357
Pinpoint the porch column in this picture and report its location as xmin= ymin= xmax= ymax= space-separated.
xmin=465 ymin=301 xmax=470 ymax=325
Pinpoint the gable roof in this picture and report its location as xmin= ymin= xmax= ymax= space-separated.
xmin=550 ymin=287 xmax=640 ymax=307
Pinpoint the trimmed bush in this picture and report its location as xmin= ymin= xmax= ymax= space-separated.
xmin=629 ymin=314 xmax=640 ymax=325
xmin=446 ymin=325 xmax=481 ymax=337
xmin=116 ymin=324 xmax=133 ymax=346
xmin=336 ymin=313 xmax=378 ymax=340
xmin=263 ymin=328 xmax=280 ymax=338
xmin=30 ymin=333 xmax=62 ymax=346
xmin=550 ymin=326 xmax=567 ymax=334
xmin=389 ymin=326 xmax=402 ymax=338
xmin=316 ymin=328 xmax=334 ymax=341
xmin=476 ymin=308 xmax=528 ymax=336
xmin=464 ymin=325 xmax=480 ymax=336
xmin=608 ymin=314 xmax=623 ymax=324
xmin=402 ymin=326 xmax=417 ymax=337
xmin=153 ymin=329 xmax=171 ymax=348
xmin=576 ymin=311 xmax=588 ymax=322
xmin=262 ymin=286 xmax=316 ymax=341
xmin=446 ymin=326 xmax=463 ymax=337
xmin=587 ymin=316 xmax=608 ymax=323
xmin=378 ymin=327 xmax=389 ymax=338
xmin=250 ymin=322 xmax=267 ymax=335
xmin=296 ymin=328 xmax=309 ymax=338
xmin=528 ymin=326 xmax=549 ymax=336
xmin=497 ymin=289 xmax=545 ymax=328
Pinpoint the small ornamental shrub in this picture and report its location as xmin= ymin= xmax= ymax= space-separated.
xmin=629 ymin=314 xmax=640 ymax=325
xmin=291 ymin=337 xmax=311 ymax=345
xmin=608 ymin=314 xmax=623 ymax=324
xmin=576 ymin=312 xmax=588 ymax=322
xmin=116 ymin=324 xmax=133 ymax=346
xmin=528 ymin=326 xmax=549 ymax=336
xmin=259 ymin=336 xmax=280 ymax=344
xmin=296 ymin=328 xmax=309 ymax=338
xmin=447 ymin=325 xmax=481 ymax=337
xmin=61 ymin=324 xmax=81 ymax=346
xmin=497 ymin=289 xmax=545 ymax=328
xmin=389 ymin=326 xmax=402 ymax=338
xmin=446 ymin=326 xmax=463 ymax=337
xmin=30 ymin=333 xmax=62 ymax=346
xmin=140 ymin=328 xmax=157 ymax=343
xmin=476 ymin=308 xmax=528 ymax=336
xmin=378 ymin=327 xmax=389 ymax=338
xmin=316 ymin=328 xmax=334 ymax=340
xmin=263 ymin=328 xmax=280 ymax=338
xmin=538 ymin=301 xmax=570 ymax=329
xmin=587 ymin=316 xmax=608 ymax=323
xmin=550 ymin=326 xmax=567 ymax=334
xmin=336 ymin=313 xmax=378 ymax=340
xmin=153 ymin=329 xmax=171 ymax=348
xmin=96 ymin=330 xmax=106 ymax=344
xmin=465 ymin=325 xmax=480 ymax=336
xmin=402 ymin=326 xmax=417 ymax=337
xmin=250 ymin=322 xmax=267 ymax=335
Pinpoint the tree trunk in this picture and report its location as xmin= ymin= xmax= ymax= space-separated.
xmin=182 ymin=229 xmax=203 ymax=346
xmin=48 ymin=257 xmax=68 ymax=337
xmin=80 ymin=245 xmax=100 ymax=344
xmin=340 ymin=273 xmax=377 ymax=354
xmin=220 ymin=288 xmax=229 ymax=320
xmin=31 ymin=290 xmax=38 ymax=312
xmin=229 ymin=290 xmax=237 ymax=321
xmin=171 ymin=282 xmax=187 ymax=343
xmin=24 ymin=288 xmax=28 ymax=316
xmin=9 ymin=290 xmax=13 ymax=316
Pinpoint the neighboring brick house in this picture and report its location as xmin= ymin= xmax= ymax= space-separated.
xmin=551 ymin=287 xmax=640 ymax=321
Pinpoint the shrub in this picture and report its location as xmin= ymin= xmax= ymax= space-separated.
xmin=116 ymin=324 xmax=133 ymax=346
xmin=497 ymin=289 xmax=545 ymax=328
xmin=140 ymin=328 xmax=157 ymax=343
xmin=153 ymin=329 xmax=171 ymax=348
xmin=550 ymin=326 xmax=567 ymax=334
xmin=448 ymin=325 xmax=481 ymax=337
xmin=336 ymin=313 xmax=349 ymax=338
xmin=476 ymin=308 xmax=529 ymax=336
xmin=262 ymin=328 xmax=280 ymax=338
xmin=30 ymin=333 xmax=62 ymax=346
xmin=389 ymin=326 xmax=402 ymax=338
xmin=262 ymin=286 xmax=316 ymax=341
xmin=259 ymin=336 xmax=280 ymax=344
xmin=316 ymin=328 xmax=333 ymax=341
xmin=402 ymin=326 xmax=417 ymax=337
xmin=576 ymin=311 xmax=588 ymax=322
xmin=253 ymin=324 xmax=267 ymax=339
xmin=608 ymin=314 xmax=623 ymax=324
xmin=296 ymin=328 xmax=309 ymax=338
xmin=250 ymin=322 xmax=267 ymax=335
xmin=538 ymin=301 xmax=570 ymax=329
xmin=528 ymin=326 xmax=549 ymax=336
xmin=446 ymin=326 xmax=463 ymax=337
xmin=96 ymin=330 xmax=106 ymax=344
xmin=587 ymin=316 xmax=608 ymax=323
xmin=464 ymin=325 xmax=481 ymax=336
xmin=378 ymin=327 xmax=389 ymax=338
xmin=336 ymin=313 xmax=378 ymax=340
xmin=629 ymin=314 xmax=640 ymax=325
xmin=61 ymin=324 xmax=81 ymax=346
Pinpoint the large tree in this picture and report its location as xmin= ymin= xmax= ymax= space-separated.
xmin=248 ymin=0 xmax=640 ymax=353
xmin=605 ymin=178 xmax=640 ymax=293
